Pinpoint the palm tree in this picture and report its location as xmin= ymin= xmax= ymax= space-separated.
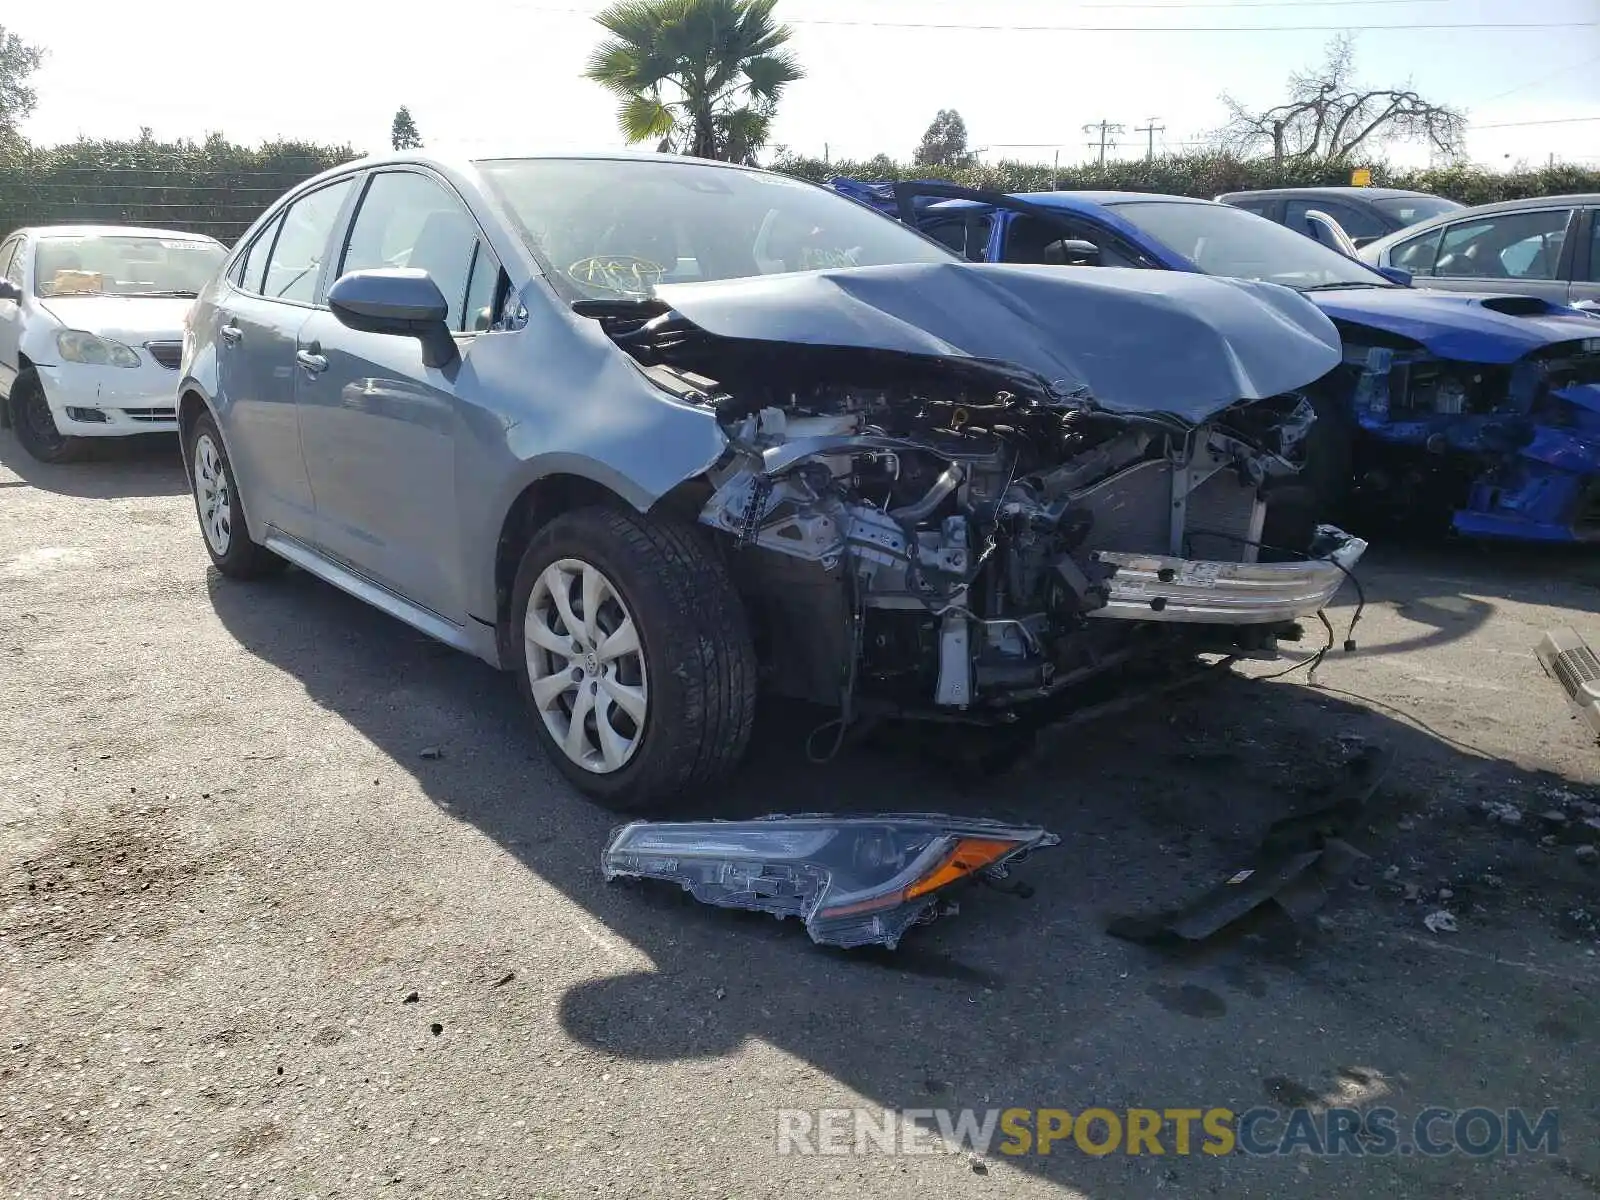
xmin=585 ymin=0 xmax=803 ymax=164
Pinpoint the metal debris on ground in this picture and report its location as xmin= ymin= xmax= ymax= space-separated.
xmin=1107 ymin=745 xmax=1395 ymax=944
xmin=601 ymin=814 xmax=1059 ymax=950
xmin=1423 ymin=910 xmax=1458 ymax=935
xmin=1535 ymin=627 xmax=1600 ymax=739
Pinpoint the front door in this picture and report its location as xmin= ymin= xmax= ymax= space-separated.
xmin=0 ymin=237 xmax=25 ymax=399
xmin=295 ymin=168 xmax=502 ymax=620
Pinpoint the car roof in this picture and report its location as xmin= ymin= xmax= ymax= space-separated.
xmin=1216 ymin=186 xmax=1443 ymax=202
xmin=13 ymin=224 xmax=224 ymax=242
xmin=1413 ymin=193 xmax=1600 ymax=216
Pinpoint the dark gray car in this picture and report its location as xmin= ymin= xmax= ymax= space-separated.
xmin=177 ymin=151 xmax=1363 ymax=809
xmin=1217 ymin=186 xmax=1462 ymax=248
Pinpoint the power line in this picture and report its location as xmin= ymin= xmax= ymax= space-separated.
xmin=512 ymin=4 xmax=1595 ymax=33
xmin=1469 ymin=115 xmax=1600 ymax=130
xmin=1475 ymin=53 xmax=1600 ymax=106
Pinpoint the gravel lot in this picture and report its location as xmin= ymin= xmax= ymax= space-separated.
xmin=2 ymin=429 xmax=1598 ymax=1199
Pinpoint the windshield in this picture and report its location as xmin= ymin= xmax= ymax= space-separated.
xmin=1107 ymin=199 xmax=1393 ymax=290
xmin=33 ymin=235 xmax=225 ymax=298
xmin=475 ymin=157 xmax=956 ymax=300
xmin=1373 ymin=195 xmax=1463 ymax=227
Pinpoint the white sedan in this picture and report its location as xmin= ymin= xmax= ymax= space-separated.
xmin=0 ymin=224 xmax=227 ymax=462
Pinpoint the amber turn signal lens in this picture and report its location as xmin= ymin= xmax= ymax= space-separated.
xmin=904 ymin=838 xmax=1023 ymax=899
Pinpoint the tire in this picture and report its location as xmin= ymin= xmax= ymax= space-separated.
xmin=511 ymin=505 xmax=758 ymax=810
xmin=10 ymin=369 xmax=83 ymax=463
xmin=186 ymin=412 xmax=286 ymax=580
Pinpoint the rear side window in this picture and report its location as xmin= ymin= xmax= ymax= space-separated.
xmin=1390 ymin=228 xmax=1444 ymax=276
xmin=341 ymin=170 xmax=495 ymax=333
xmin=1585 ymin=211 xmax=1600 ymax=283
xmin=234 ymin=214 xmax=283 ymax=294
xmin=1286 ymin=199 xmax=1387 ymax=242
xmin=261 ymin=179 xmax=355 ymax=304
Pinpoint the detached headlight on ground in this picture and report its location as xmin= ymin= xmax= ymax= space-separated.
xmin=56 ymin=330 xmax=140 ymax=368
xmin=602 ymin=814 xmax=1060 ymax=949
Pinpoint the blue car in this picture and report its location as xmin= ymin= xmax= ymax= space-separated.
xmin=832 ymin=179 xmax=1600 ymax=543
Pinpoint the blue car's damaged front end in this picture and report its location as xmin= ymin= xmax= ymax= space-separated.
xmin=829 ymin=177 xmax=1600 ymax=543
xmin=1316 ymin=291 xmax=1600 ymax=542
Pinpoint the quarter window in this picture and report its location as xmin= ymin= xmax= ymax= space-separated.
xmin=1390 ymin=228 xmax=1444 ymax=276
xmin=340 ymin=171 xmax=488 ymax=332
xmin=235 ymin=213 xmax=283 ymax=294
xmin=4 ymin=240 xmax=24 ymax=288
xmin=261 ymin=179 xmax=355 ymax=304
xmin=1434 ymin=209 xmax=1572 ymax=281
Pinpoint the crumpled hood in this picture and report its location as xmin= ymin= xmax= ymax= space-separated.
xmin=1309 ymin=287 xmax=1600 ymax=364
xmin=654 ymin=262 xmax=1342 ymax=423
xmin=36 ymin=295 xmax=192 ymax=344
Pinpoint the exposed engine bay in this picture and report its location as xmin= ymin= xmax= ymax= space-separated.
xmin=578 ymin=274 xmax=1366 ymax=720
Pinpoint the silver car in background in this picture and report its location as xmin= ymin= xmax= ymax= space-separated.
xmin=177 ymin=150 xmax=1363 ymax=809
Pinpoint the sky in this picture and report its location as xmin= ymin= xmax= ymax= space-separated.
xmin=8 ymin=0 xmax=1600 ymax=170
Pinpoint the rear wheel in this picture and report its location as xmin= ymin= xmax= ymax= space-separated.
xmin=10 ymin=369 xmax=82 ymax=463
xmin=511 ymin=505 xmax=757 ymax=810
xmin=187 ymin=412 xmax=285 ymax=579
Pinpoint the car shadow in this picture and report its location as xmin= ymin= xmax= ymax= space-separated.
xmin=0 ymin=426 xmax=188 ymax=498
xmin=206 ymin=566 xmax=1600 ymax=1193
xmin=1329 ymin=531 xmax=1600 ymax=662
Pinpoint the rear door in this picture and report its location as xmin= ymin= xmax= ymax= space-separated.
xmin=1413 ymin=206 xmax=1576 ymax=302
xmin=294 ymin=167 xmax=504 ymax=619
xmin=214 ymin=177 xmax=357 ymax=537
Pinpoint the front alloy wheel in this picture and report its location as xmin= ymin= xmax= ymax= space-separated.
xmin=186 ymin=412 xmax=285 ymax=580
xmin=524 ymin=558 xmax=649 ymax=774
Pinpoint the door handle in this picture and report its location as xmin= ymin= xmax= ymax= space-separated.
xmin=296 ymin=349 xmax=328 ymax=374
xmin=219 ymin=323 xmax=243 ymax=345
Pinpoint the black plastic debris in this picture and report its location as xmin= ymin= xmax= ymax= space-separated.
xmin=1108 ymin=745 xmax=1394 ymax=944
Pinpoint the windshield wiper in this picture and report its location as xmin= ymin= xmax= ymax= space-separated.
xmin=1298 ymin=282 xmax=1385 ymax=292
xmin=124 ymin=289 xmax=199 ymax=298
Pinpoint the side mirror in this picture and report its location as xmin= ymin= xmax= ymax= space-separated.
xmin=1044 ymin=238 xmax=1101 ymax=267
xmin=1375 ymin=265 xmax=1413 ymax=287
xmin=0 ymin=278 xmax=20 ymax=304
xmin=327 ymin=268 xmax=456 ymax=368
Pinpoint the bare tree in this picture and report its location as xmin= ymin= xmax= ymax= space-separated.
xmin=1218 ymin=35 xmax=1464 ymax=163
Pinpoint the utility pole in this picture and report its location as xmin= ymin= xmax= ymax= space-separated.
xmin=1082 ymin=120 xmax=1125 ymax=167
xmin=1135 ymin=117 xmax=1165 ymax=161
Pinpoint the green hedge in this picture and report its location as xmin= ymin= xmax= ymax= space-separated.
xmin=770 ymin=150 xmax=1600 ymax=205
xmin=0 ymin=135 xmax=361 ymax=247
xmin=4 ymin=138 xmax=1595 ymax=247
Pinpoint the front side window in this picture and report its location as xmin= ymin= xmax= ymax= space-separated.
xmin=341 ymin=171 xmax=486 ymax=331
xmin=476 ymin=157 xmax=955 ymax=300
xmin=1434 ymin=209 xmax=1572 ymax=281
xmin=0 ymin=238 xmax=18 ymax=283
xmin=261 ymin=179 xmax=355 ymax=305
xmin=32 ymin=234 xmax=225 ymax=298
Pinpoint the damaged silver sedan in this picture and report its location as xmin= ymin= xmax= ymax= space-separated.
xmin=180 ymin=151 xmax=1364 ymax=809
